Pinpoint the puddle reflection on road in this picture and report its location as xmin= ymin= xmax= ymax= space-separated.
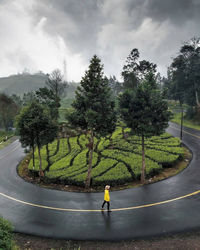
xmin=101 ymin=210 xmax=111 ymax=230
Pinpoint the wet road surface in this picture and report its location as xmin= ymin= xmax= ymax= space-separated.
xmin=0 ymin=122 xmax=200 ymax=240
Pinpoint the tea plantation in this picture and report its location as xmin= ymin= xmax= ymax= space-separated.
xmin=28 ymin=127 xmax=184 ymax=187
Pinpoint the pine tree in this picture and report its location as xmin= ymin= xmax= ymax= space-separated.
xmin=68 ymin=55 xmax=117 ymax=187
xmin=119 ymin=73 xmax=171 ymax=182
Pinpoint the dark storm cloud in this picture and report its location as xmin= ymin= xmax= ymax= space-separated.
xmin=111 ymin=0 xmax=200 ymax=30
xmin=32 ymin=0 xmax=104 ymax=58
xmin=30 ymin=0 xmax=200 ymax=78
xmin=144 ymin=0 xmax=200 ymax=25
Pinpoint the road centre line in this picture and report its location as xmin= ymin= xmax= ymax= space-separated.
xmin=169 ymin=125 xmax=200 ymax=139
xmin=0 ymin=190 xmax=200 ymax=213
xmin=0 ymin=143 xmax=21 ymax=160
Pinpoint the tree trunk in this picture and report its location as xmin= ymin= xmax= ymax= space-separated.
xmin=141 ymin=135 xmax=146 ymax=183
xmin=195 ymin=90 xmax=200 ymax=107
xmin=55 ymin=93 xmax=59 ymax=122
xmin=45 ymin=144 xmax=51 ymax=171
xmin=195 ymin=90 xmax=200 ymax=122
xmin=85 ymin=131 xmax=94 ymax=188
xmin=32 ymin=146 xmax=35 ymax=170
xmin=38 ymin=146 xmax=44 ymax=177
xmin=46 ymin=144 xmax=50 ymax=163
xmin=180 ymin=103 xmax=183 ymax=143
xmin=2 ymin=109 xmax=7 ymax=131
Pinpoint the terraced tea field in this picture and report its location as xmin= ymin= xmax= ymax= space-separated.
xmin=28 ymin=127 xmax=184 ymax=186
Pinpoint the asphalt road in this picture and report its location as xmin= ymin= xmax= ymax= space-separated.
xmin=0 ymin=122 xmax=200 ymax=241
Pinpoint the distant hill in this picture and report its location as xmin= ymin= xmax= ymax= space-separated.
xmin=0 ymin=73 xmax=47 ymax=96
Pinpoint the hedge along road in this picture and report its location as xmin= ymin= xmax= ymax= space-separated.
xmin=0 ymin=122 xmax=200 ymax=240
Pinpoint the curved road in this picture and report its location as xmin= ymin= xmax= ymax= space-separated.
xmin=0 ymin=122 xmax=200 ymax=241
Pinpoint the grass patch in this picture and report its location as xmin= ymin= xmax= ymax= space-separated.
xmin=172 ymin=112 xmax=200 ymax=131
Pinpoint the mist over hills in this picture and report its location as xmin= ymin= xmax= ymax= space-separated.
xmin=0 ymin=73 xmax=47 ymax=96
xmin=0 ymin=73 xmax=79 ymax=98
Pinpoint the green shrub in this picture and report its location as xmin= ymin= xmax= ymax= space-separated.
xmin=28 ymin=158 xmax=48 ymax=171
xmin=111 ymin=126 xmax=122 ymax=140
xmin=60 ymin=152 xmax=98 ymax=179
xmin=48 ymin=140 xmax=59 ymax=157
xmin=145 ymin=149 xmax=180 ymax=164
xmin=91 ymin=158 xmax=117 ymax=178
xmin=0 ymin=217 xmax=14 ymax=250
xmin=93 ymin=162 xmax=132 ymax=186
xmin=50 ymin=138 xmax=70 ymax=164
xmin=45 ymin=168 xmax=68 ymax=180
xmin=49 ymin=148 xmax=80 ymax=171
xmin=58 ymin=149 xmax=88 ymax=175
xmin=97 ymin=138 xmax=110 ymax=151
xmin=101 ymin=149 xmax=161 ymax=179
xmin=78 ymin=134 xmax=88 ymax=149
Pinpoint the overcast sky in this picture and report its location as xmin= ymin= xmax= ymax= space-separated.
xmin=0 ymin=0 xmax=200 ymax=82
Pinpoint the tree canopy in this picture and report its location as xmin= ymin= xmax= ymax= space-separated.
xmin=16 ymin=101 xmax=58 ymax=176
xmin=119 ymin=73 xmax=171 ymax=182
xmin=46 ymin=69 xmax=68 ymax=121
xmin=35 ymin=87 xmax=58 ymax=121
xmin=0 ymin=93 xmax=19 ymax=130
xmin=169 ymin=37 xmax=200 ymax=108
xmin=122 ymin=48 xmax=157 ymax=90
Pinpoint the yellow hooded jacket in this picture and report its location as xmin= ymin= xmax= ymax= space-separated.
xmin=104 ymin=189 xmax=110 ymax=202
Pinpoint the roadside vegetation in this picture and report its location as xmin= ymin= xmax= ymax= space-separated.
xmin=171 ymin=111 xmax=200 ymax=131
xmin=0 ymin=131 xmax=14 ymax=144
xmin=0 ymin=131 xmax=16 ymax=149
xmin=164 ymin=37 xmax=200 ymax=130
xmin=0 ymin=217 xmax=19 ymax=250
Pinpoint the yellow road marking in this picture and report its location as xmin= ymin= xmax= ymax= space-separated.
xmin=170 ymin=124 xmax=200 ymax=140
xmin=0 ymin=143 xmax=21 ymax=160
xmin=0 ymin=190 xmax=200 ymax=213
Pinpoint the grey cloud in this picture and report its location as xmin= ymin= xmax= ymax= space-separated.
xmin=144 ymin=0 xmax=200 ymax=25
xmin=6 ymin=48 xmax=36 ymax=71
xmin=32 ymin=0 xmax=104 ymax=58
xmin=29 ymin=0 xmax=200 ymax=78
xmin=112 ymin=0 xmax=200 ymax=29
xmin=0 ymin=0 xmax=12 ymax=6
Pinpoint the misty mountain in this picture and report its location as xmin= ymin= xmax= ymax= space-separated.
xmin=0 ymin=73 xmax=47 ymax=96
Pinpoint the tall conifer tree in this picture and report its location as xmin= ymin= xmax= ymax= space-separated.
xmin=68 ymin=55 xmax=117 ymax=187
